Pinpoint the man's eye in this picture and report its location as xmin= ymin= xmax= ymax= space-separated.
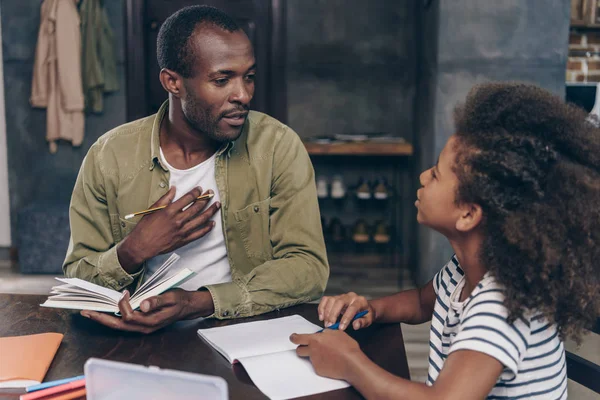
xmin=431 ymin=169 xmax=437 ymax=179
xmin=245 ymin=74 xmax=256 ymax=81
xmin=215 ymin=78 xmax=228 ymax=85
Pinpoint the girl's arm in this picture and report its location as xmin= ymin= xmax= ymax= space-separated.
xmin=344 ymin=347 xmax=503 ymax=400
xmin=371 ymin=279 xmax=437 ymax=325
xmin=321 ymin=279 xmax=437 ymax=330
xmin=290 ymin=327 xmax=503 ymax=400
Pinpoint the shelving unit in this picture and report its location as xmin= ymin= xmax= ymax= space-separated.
xmin=304 ymin=141 xmax=416 ymax=295
xmin=304 ymin=142 xmax=413 ymax=156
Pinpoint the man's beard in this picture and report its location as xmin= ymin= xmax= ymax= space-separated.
xmin=182 ymin=96 xmax=245 ymax=143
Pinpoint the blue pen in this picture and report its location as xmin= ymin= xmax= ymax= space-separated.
xmin=318 ymin=310 xmax=369 ymax=332
xmin=25 ymin=375 xmax=85 ymax=392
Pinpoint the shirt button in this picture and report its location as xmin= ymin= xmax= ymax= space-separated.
xmin=159 ymin=182 xmax=167 ymax=188
xmin=223 ymin=311 xmax=229 ymax=317
xmin=254 ymin=206 xmax=260 ymax=213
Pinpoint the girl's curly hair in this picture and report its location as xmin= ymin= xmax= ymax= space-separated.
xmin=452 ymin=82 xmax=600 ymax=343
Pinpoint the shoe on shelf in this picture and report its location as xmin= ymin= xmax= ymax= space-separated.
xmin=316 ymin=176 xmax=328 ymax=199
xmin=373 ymin=220 xmax=391 ymax=244
xmin=355 ymin=178 xmax=371 ymax=200
xmin=352 ymin=219 xmax=370 ymax=243
xmin=373 ymin=177 xmax=391 ymax=200
xmin=330 ymin=175 xmax=346 ymax=199
xmin=329 ymin=218 xmax=346 ymax=243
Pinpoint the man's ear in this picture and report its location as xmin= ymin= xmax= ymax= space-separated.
xmin=455 ymin=203 xmax=483 ymax=232
xmin=159 ymin=68 xmax=182 ymax=98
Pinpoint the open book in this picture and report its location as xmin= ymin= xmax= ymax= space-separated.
xmin=41 ymin=254 xmax=194 ymax=313
xmin=197 ymin=315 xmax=350 ymax=400
xmin=0 ymin=332 xmax=63 ymax=388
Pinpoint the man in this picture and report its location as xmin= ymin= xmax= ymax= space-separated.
xmin=64 ymin=5 xmax=328 ymax=333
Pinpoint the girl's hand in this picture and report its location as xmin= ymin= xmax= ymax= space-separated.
xmin=290 ymin=330 xmax=362 ymax=380
xmin=318 ymin=292 xmax=375 ymax=331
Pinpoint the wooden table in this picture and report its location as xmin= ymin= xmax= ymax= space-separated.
xmin=0 ymin=294 xmax=409 ymax=399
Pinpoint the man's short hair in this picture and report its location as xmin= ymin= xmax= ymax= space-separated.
xmin=157 ymin=5 xmax=240 ymax=78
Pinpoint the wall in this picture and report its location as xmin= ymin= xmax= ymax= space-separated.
xmin=415 ymin=0 xmax=570 ymax=283
xmin=286 ymin=0 xmax=417 ymax=140
xmin=1 ymin=1 xmax=127 ymax=242
xmin=0 ymin=4 xmax=11 ymax=247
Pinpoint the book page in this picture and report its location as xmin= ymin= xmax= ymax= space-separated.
xmin=132 ymin=253 xmax=181 ymax=297
xmin=40 ymin=299 xmax=119 ymax=313
xmin=197 ymin=315 xmax=321 ymax=363
xmin=54 ymin=278 xmax=121 ymax=303
xmin=41 ymin=253 xmax=188 ymax=312
xmin=238 ymin=350 xmax=349 ymax=400
xmin=128 ymin=268 xmax=194 ymax=310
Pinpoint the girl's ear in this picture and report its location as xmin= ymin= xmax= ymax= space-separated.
xmin=456 ymin=203 xmax=483 ymax=232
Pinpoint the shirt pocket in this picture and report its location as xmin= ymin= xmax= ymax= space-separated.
xmin=234 ymin=197 xmax=272 ymax=263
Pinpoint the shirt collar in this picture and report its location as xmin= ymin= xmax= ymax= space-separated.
xmin=150 ymin=101 xmax=168 ymax=172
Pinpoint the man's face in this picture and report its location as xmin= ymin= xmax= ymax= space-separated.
xmin=415 ymin=135 xmax=464 ymax=236
xmin=180 ymin=27 xmax=255 ymax=142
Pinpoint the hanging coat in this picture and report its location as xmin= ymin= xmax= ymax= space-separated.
xmin=30 ymin=0 xmax=85 ymax=154
xmin=80 ymin=0 xmax=119 ymax=114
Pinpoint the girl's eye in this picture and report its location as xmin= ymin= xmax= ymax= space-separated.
xmin=431 ymin=169 xmax=437 ymax=179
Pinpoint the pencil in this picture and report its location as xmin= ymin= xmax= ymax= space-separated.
xmin=26 ymin=375 xmax=85 ymax=392
xmin=20 ymin=379 xmax=85 ymax=400
xmin=124 ymin=193 xmax=215 ymax=220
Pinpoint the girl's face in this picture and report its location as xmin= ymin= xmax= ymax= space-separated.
xmin=415 ymin=135 xmax=465 ymax=237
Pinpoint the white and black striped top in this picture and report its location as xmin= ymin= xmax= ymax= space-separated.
xmin=426 ymin=256 xmax=567 ymax=399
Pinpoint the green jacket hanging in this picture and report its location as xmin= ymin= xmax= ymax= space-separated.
xmin=80 ymin=0 xmax=119 ymax=114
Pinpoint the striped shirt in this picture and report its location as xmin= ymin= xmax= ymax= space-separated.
xmin=426 ymin=256 xmax=567 ymax=399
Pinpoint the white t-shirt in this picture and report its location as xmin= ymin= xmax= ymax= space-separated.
xmin=144 ymin=149 xmax=232 ymax=291
xmin=426 ymin=256 xmax=567 ymax=399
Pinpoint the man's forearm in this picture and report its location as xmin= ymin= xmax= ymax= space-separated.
xmin=116 ymin=237 xmax=146 ymax=274
xmin=183 ymin=290 xmax=215 ymax=319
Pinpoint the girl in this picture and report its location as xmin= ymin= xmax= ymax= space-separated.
xmin=291 ymin=82 xmax=599 ymax=399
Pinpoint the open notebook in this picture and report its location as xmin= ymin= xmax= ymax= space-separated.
xmin=197 ymin=315 xmax=350 ymax=400
xmin=41 ymin=254 xmax=194 ymax=313
xmin=0 ymin=332 xmax=63 ymax=388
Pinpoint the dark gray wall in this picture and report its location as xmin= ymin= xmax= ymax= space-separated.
xmin=2 ymin=1 xmax=127 ymax=240
xmin=415 ymin=0 xmax=571 ymax=284
xmin=286 ymin=0 xmax=417 ymax=140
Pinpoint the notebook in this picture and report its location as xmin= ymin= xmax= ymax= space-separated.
xmin=0 ymin=332 xmax=63 ymax=388
xmin=40 ymin=253 xmax=194 ymax=313
xmin=197 ymin=315 xmax=350 ymax=400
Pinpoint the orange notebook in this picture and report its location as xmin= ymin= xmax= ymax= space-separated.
xmin=0 ymin=333 xmax=63 ymax=388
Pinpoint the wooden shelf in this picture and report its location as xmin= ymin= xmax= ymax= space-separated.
xmin=304 ymin=141 xmax=413 ymax=156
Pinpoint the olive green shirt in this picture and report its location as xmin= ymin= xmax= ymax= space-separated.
xmin=63 ymin=103 xmax=329 ymax=319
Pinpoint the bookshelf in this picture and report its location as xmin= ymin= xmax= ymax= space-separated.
xmin=304 ymin=142 xmax=413 ymax=156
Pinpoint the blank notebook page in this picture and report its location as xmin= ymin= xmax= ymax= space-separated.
xmin=197 ymin=315 xmax=321 ymax=363
xmin=198 ymin=315 xmax=350 ymax=399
